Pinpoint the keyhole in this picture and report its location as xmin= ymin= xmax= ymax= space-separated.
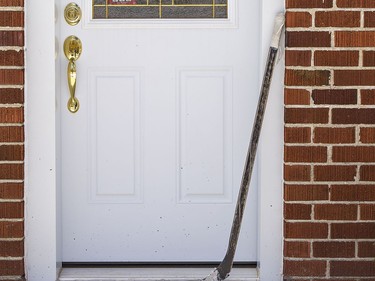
xmin=68 ymin=10 xmax=77 ymax=19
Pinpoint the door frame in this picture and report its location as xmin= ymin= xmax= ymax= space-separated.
xmin=25 ymin=1 xmax=285 ymax=280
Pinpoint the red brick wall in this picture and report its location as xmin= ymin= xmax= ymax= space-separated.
xmin=0 ymin=0 xmax=25 ymax=279
xmin=284 ymin=0 xmax=375 ymax=280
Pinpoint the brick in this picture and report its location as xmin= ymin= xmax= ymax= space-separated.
xmin=335 ymin=70 xmax=375 ymax=86
xmin=0 ymin=31 xmax=23 ymax=46
xmin=286 ymin=12 xmax=312 ymax=28
xmin=0 ymin=164 xmax=23 ymax=179
xmin=285 ymin=50 xmax=311 ymax=67
xmin=333 ymin=146 xmax=375 ymax=162
xmin=0 ymin=107 xmax=24 ymax=123
xmin=331 ymin=185 xmax=375 ymax=201
xmin=312 ymin=89 xmax=357 ymax=105
xmin=284 ymin=89 xmax=310 ymax=105
xmin=0 ymin=221 xmax=23 ymax=238
xmin=285 ymin=222 xmax=328 ymax=238
xmin=313 ymin=242 xmax=355 ymax=258
xmin=331 ymin=261 xmax=375 ymax=277
xmin=0 ymin=202 xmax=23 ymax=218
xmin=0 ymin=69 xmax=24 ymax=85
xmin=284 ymin=241 xmax=310 ymax=258
xmin=331 ymin=223 xmax=375 ymax=238
xmin=312 ymin=277 xmax=358 ymax=281
xmin=285 ymin=127 xmax=311 ymax=143
xmin=284 ymin=184 xmax=329 ymax=201
xmin=0 ymin=0 xmax=23 ymax=6
xmin=0 ymin=50 xmax=24 ymax=66
xmin=0 ymin=183 xmax=23 ymax=199
xmin=315 ymin=51 xmax=359 ymax=67
xmin=316 ymin=11 xmax=360 ymax=27
xmin=0 ymin=1 xmax=25 ymax=268
xmin=360 ymin=165 xmax=375 ymax=181
xmin=0 ymin=11 xmax=23 ymax=27
xmin=336 ymin=31 xmax=375 ymax=47
xmin=360 ymin=204 xmax=375 ymax=220
xmin=285 ymin=146 xmax=327 ymax=163
xmin=286 ymin=31 xmax=331 ymax=48
xmin=360 ymin=127 xmax=375 ymax=143
xmin=284 ymin=165 xmax=311 ymax=181
xmin=332 ymin=109 xmax=375 ymax=124
xmin=357 ymin=169 xmax=375 ymax=184
xmin=358 ymin=242 xmax=375 ymax=257
xmin=286 ymin=0 xmax=333 ymax=8
xmin=361 ymin=89 xmax=375 ymax=105
xmin=314 ymin=204 xmax=357 ymax=220
xmin=285 ymin=204 xmax=312 ymax=220
xmin=0 ymin=88 xmax=24 ymax=103
xmin=365 ymin=12 xmax=375 ymax=27
xmin=337 ymin=0 xmax=375 ymax=7
xmin=0 ymin=240 xmax=23 ymax=257
xmin=0 ymin=259 xmax=24 ymax=275
xmin=364 ymin=51 xmax=375 ymax=68
xmin=314 ymin=127 xmax=355 ymax=144
xmin=285 ymin=108 xmax=329 ymax=124
xmin=0 ymin=145 xmax=23 ymax=161
xmin=284 ymin=260 xmax=326 ymax=277
xmin=314 ymin=165 xmax=357 ymax=181
xmin=285 ymin=70 xmax=330 ymax=86
xmin=0 ymin=126 xmax=23 ymax=142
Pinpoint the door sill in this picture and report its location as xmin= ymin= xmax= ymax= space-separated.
xmin=58 ymin=267 xmax=259 ymax=280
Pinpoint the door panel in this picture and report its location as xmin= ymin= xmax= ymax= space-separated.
xmin=61 ymin=0 xmax=260 ymax=262
xmin=89 ymin=70 xmax=142 ymax=204
xmin=178 ymin=69 xmax=233 ymax=204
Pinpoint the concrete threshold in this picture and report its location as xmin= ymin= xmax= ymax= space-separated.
xmin=59 ymin=267 xmax=258 ymax=281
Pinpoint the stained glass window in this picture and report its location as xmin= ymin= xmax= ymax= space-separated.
xmin=93 ymin=0 xmax=228 ymax=19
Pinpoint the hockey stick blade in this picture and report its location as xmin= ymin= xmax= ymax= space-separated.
xmin=201 ymin=12 xmax=285 ymax=281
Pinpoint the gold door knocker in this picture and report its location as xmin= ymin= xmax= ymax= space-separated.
xmin=64 ymin=36 xmax=82 ymax=113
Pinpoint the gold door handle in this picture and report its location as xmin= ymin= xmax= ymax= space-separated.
xmin=64 ymin=36 xmax=82 ymax=113
xmin=67 ymin=59 xmax=78 ymax=113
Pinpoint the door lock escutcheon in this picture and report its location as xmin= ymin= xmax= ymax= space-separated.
xmin=64 ymin=3 xmax=82 ymax=26
xmin=64 ymin=35 xmax=82 ymax=113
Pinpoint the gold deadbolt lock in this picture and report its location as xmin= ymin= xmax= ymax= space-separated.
xmin=64 ymin=3 xmax=82 ymax=26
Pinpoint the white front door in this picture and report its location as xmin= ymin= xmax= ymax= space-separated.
xmin=60 ymin=0 xmax=260 ymax=263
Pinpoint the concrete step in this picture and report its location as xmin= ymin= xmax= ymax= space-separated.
xmin=59 ymin=267 xmax=258 ymax=281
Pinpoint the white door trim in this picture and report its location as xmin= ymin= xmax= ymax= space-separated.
xmin=25 ymin=1 xmax=284 ymax=280
xmin=82 ymin=0 xmax=238 ymax=28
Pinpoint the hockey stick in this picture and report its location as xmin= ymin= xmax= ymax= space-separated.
xmin=202 ymin=13 xmax=285 ymax=281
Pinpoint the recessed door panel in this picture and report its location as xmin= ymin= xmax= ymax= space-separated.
xmin=89 ymin=70 xmax=142 ymax=203
xmin=178 ymin=70 xmax=233 ymax=204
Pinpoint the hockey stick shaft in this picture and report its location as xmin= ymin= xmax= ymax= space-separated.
xmin=216 ymin=46 xmax=278 ymax=279
xmin=213 ymin=13 xmax=285 ymax=281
